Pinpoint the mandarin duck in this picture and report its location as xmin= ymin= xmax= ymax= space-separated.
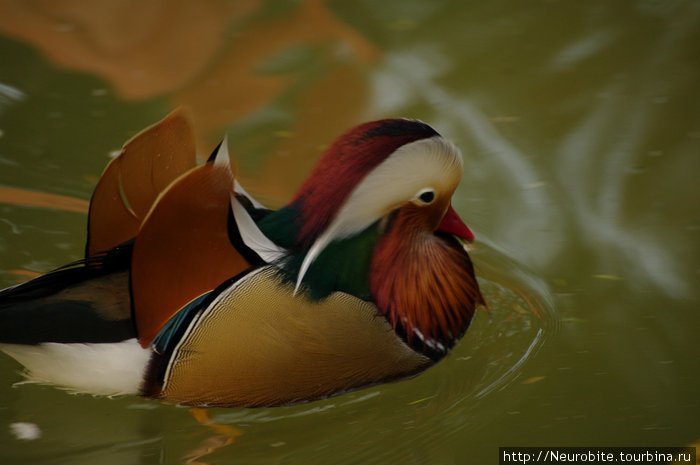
xmin=0 ymin=109 xmax=484 ymax=407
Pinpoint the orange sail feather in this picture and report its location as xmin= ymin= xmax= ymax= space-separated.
xmin=130 ymin=160 xmax=252 ymax=347
xmin=86 ymin=108 xmax=197 ymax=257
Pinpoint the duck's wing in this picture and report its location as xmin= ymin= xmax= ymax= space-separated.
xmin=1 ymin=108 xmax=281 ymax=351
xmin=86 ymin=108 xmax=197 ymax=257
xmin=0 ymin=242 xmax=135 ymax=344
xmin=0 ymin=108 xmax=198 ymax=345
xmin=130 ymin=142 xmax=267 ymax=347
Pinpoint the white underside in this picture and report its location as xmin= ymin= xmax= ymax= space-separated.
xmin=0 ymin=338 xmax=151 ymax=396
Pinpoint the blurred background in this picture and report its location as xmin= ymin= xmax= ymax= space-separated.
xmin=0 ymin=1 xmax=698 ymax=464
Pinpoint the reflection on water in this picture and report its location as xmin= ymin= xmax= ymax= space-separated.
xmin=0 ymin=82 xmax=24 ymax=110
xmin=0 ymin=0 xmax=379 ymax=186
xmin=0 ymin=0 xmax=699 ymax=464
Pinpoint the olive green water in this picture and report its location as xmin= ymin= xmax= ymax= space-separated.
xmin=0 ymin=1 xmax=698 ymax=464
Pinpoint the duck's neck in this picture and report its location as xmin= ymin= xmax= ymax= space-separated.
xmin=257 ymin=204 xmax=378 ymax=301
xmin=369 ymin=211 xmax=483 ymax=359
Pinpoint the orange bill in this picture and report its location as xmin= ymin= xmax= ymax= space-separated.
xmin=86 ymin=108 xmax=197 ymax=256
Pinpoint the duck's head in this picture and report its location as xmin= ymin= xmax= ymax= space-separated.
xmin=257 ymin=119 xmax=483 ymax=355
xmin=291 ymin=118 xmax=472 ymax=245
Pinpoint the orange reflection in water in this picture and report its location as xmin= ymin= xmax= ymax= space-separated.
xmin=0 ymin=186 xmax=89 ymax=214
xmin=0 ymin=0 xmax=377 ymax=201
xmin=0 ymin=0 xmax=257 ymax=100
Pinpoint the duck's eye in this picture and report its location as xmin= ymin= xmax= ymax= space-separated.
xmin=416 ymin=189 xmax=436 ymax=205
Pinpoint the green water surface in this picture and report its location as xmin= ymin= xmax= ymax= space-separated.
xmin=0 ymin=1 xmax=698 ymax=464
